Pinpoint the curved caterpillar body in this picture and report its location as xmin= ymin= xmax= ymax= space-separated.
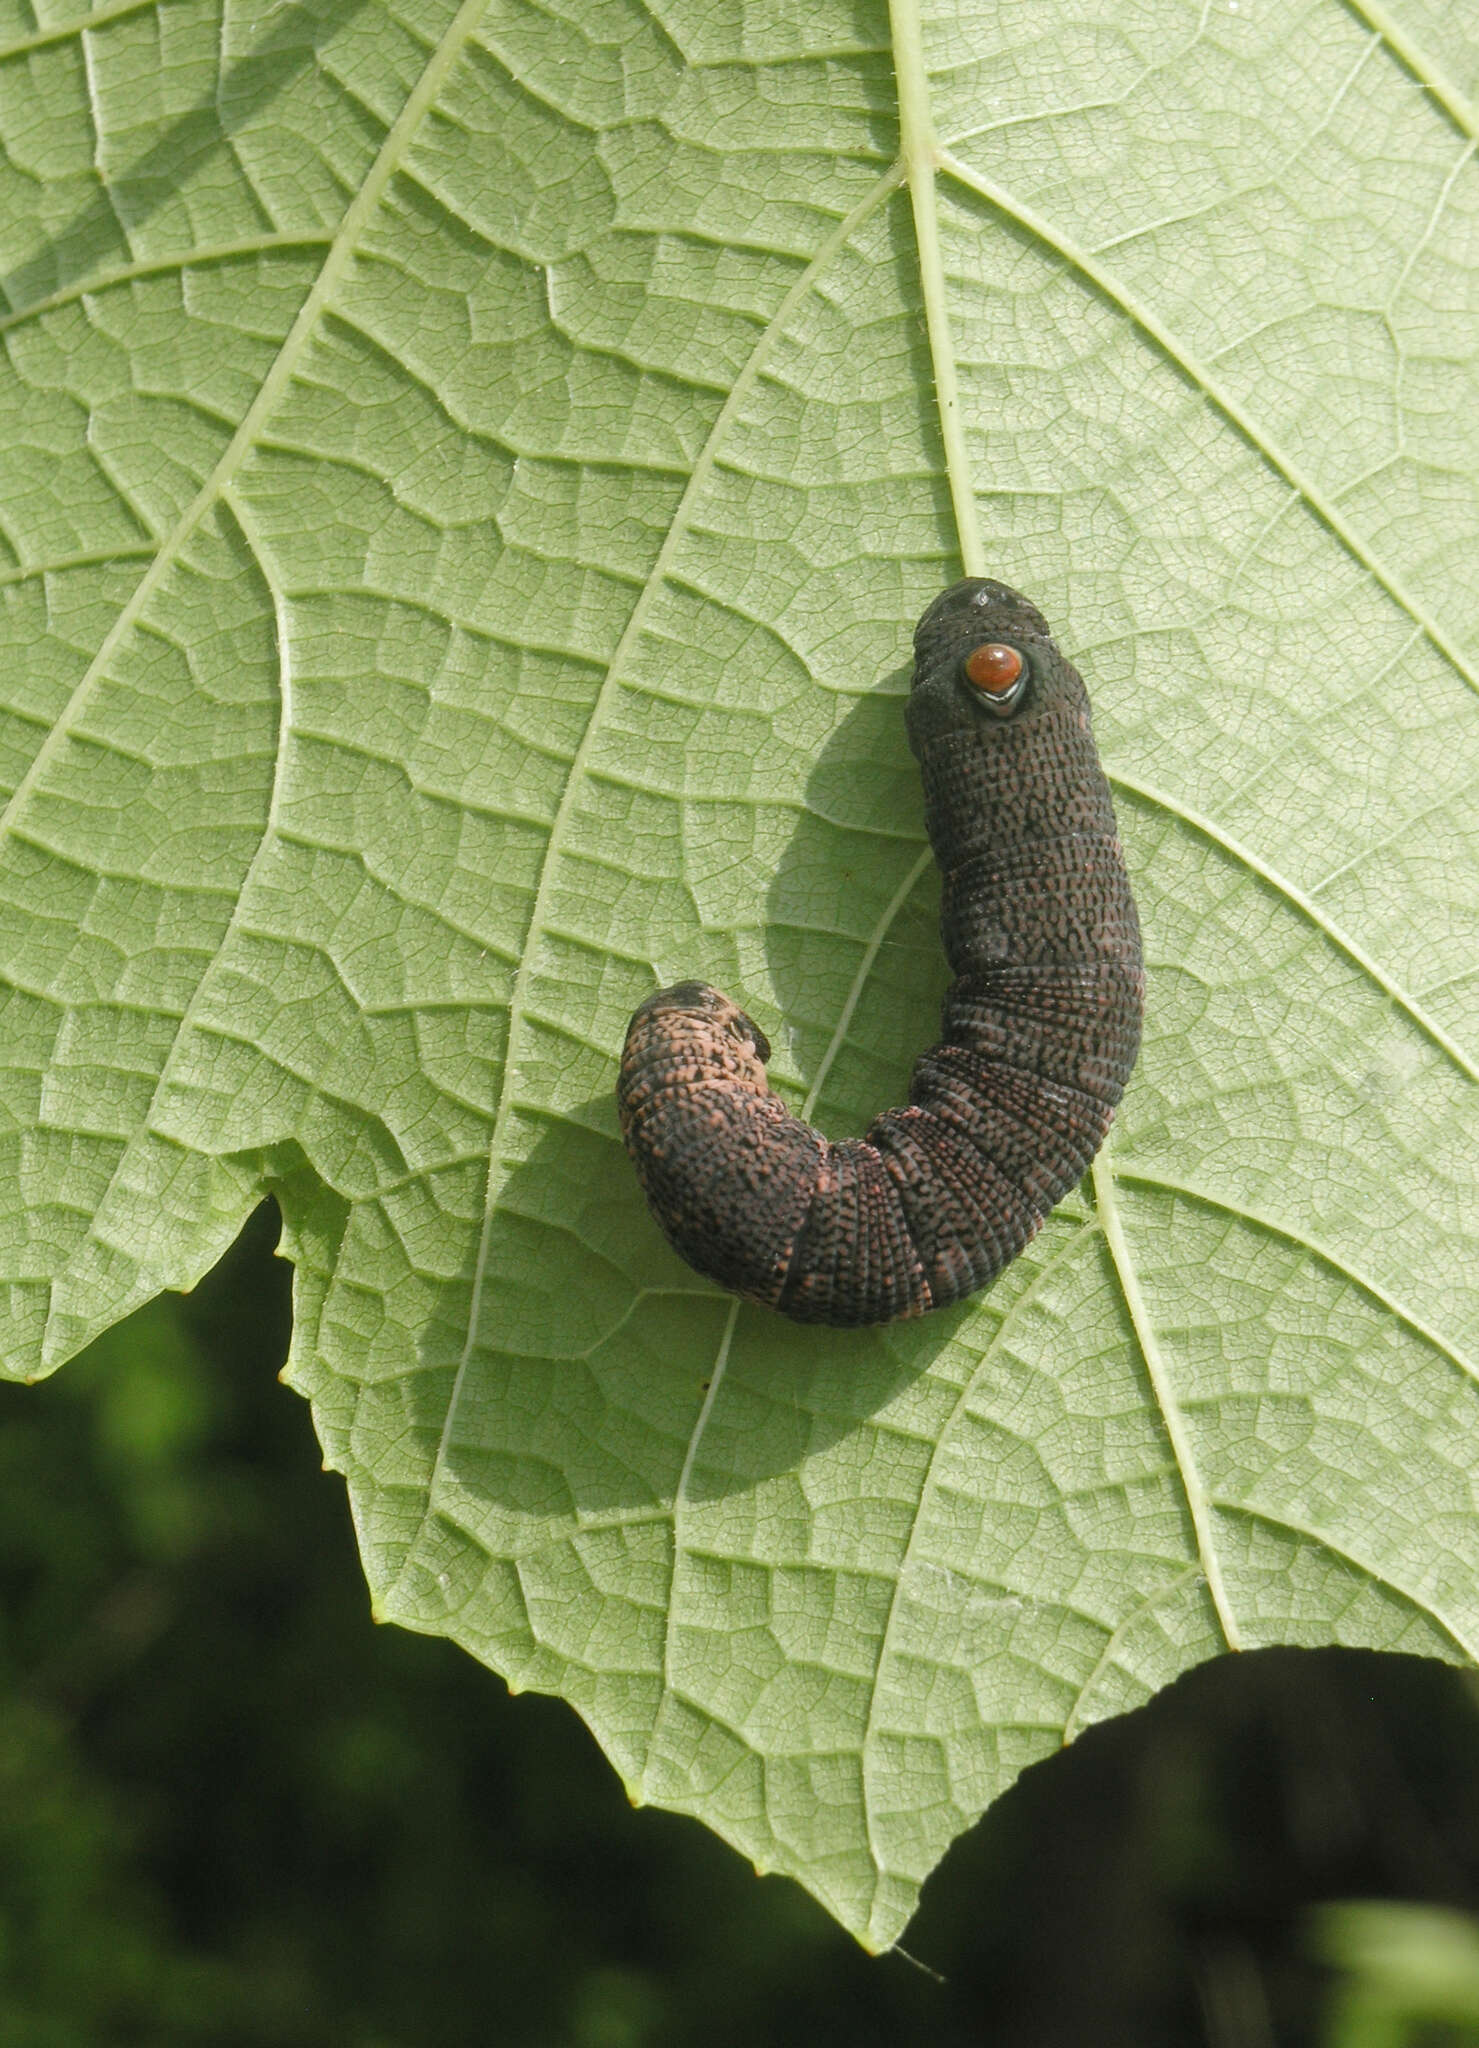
xmin=617 ymin=578 xmax=1143 ymax=1327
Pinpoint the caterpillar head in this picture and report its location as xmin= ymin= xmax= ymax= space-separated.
xmin=905 ymin=577 xmax=1087 ymax=754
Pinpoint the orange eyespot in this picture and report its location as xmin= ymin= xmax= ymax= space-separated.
xmin=964 ymin=642 xmax=1025 ymax=695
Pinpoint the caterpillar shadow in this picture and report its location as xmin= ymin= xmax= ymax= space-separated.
xmin=431 ymin=669 xmax=1028 ymax=1526
xmin=475 ymin=1081 xmax=958 ymax=1519
xmin=759 ymin=660 xmax=948 ymax=1146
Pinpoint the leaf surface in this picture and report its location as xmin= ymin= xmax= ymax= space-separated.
xmin=0 ymin=0 xmax=1476 ymax=1948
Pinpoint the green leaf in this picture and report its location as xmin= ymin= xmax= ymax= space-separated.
xmin=1 ymin=0 xmax=1476 ymax=1951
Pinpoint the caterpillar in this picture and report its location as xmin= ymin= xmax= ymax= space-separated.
xmin=616 ymin=578 xmax=1143 ymax=1326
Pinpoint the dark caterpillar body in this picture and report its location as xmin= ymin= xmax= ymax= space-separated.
xmin=617 ymin=579 xmax=1143 ymax=1326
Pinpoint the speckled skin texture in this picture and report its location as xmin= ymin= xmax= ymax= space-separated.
xmin=617 ymin=579 xmax=1144 ymax=1326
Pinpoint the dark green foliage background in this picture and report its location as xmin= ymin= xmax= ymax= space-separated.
xmin=0 ymin=1204 xmax=1475 ymax=2047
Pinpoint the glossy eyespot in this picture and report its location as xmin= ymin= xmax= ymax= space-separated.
xmin=963 ymin=641 xmax=1024 ymax=695
xmin=617 ymin=579 xmax=1143 ymax=1327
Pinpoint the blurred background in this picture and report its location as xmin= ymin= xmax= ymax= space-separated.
xmin=2 ymin=1203 xmax=1477 ymax=2048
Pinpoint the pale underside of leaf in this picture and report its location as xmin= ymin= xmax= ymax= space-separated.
xmin=0 ymin=0 xmax=1474 ymax=1952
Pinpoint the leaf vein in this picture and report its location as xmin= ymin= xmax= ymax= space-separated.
xmin=1110 ymin=769 xmax=1479 ymax=1080
xmin=395 ymin=161 xmax=910 ymax=1611
xmin=1107 ymin=1168 xmax=1479 ymax=1384
xmin=1093 ymin=1150 xmax=1243 ymax=1650
xmin=934 ymin=144 xmax=1479 ymax=699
